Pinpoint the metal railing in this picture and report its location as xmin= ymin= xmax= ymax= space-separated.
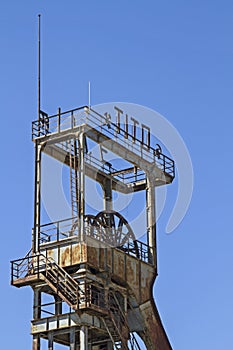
xmin=32 ymin=106 xmax=87 ymax=139
xmin=40 ymin=254 xmax=80 ymax=305
xmin=85 ymin=152 xmax=146 ymax=184
xmin=32 ymin=106 xmax=175 ymax=179
xmin=37 ymin=217 xmax=75 ymax=244
xmin=33 ymin=217 xmax=152 ymax=264
xmin=34 ymin=299 xmax=73 ymax=318
xmin=11 ymin=253 xmax=83 ymax=307
xmin=11 ymin=236 xmax=152 ymax=286
xmin=54 ymin=139 xmax=147 ymax=187
xmin=11 ymin=251 xmax=140 ymax=350
xmin=11 ymin=250 xmax=33 ymax=283
xmin=11 ymin=252 xmax=107 ymax=312
xmin=81 ymin=284 xmax=106 ymax=310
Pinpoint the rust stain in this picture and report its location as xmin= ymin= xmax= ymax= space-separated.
xmin=116 ymin=252 xmax=125 ymax=280
xmin=81 ymin=243 xmax=87 ymax=262
xmin=140 ymin=263 xmax=155 ymax=302
xmin=140 ymin=301 xmax=172 ymax=350
xmin=47 ymin=249 xmax=54 ymax=260
xmin=61 ymin=247 xmax=70 ymax=267
xmin=107 ymin=248 xmax=112 ymax=268
xmin=126 ymin=258 xmax=140 ymax=301
xmin=87 ymin=245 xmax=98 ymax=267
xmin=72 ymin=243 xmax=81 ymax=264
xmin=121 ymin=326 xmax=130 ymax=344
xmin=99 ymin=247 xmax=105 ymax=269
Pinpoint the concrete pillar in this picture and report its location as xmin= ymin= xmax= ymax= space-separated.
xmin=80 ymin=326 xmax=88 ymax=350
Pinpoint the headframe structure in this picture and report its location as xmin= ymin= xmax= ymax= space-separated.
xmin=11 ymin=105 xmax=175 ymax=349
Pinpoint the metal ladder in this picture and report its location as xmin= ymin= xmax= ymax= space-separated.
xmin=68 ymin=138 xmax=79 ymax=220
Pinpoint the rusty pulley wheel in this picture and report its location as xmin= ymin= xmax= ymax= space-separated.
xmin=71 ymin=215 xmax=104 ymax=237
xmin=84 ymin=214 xmax=105 ymax=239
xmin=93 ymin=210 xmax=139 ymax=257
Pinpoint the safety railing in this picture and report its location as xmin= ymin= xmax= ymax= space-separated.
xmin=79 ymin=283 xmax=106 ymax=311
xmin=32 ymin=106 xmax=87 ymax=139
xmin=37 ymin=217 xmax=75 ymax=244
xmin=34 ymin=299 xmax=73 ymax=318
xmin=33 ymin=217 xmax=153 ymax=264
xmin=32 ymin=106 xmax=175 ymax=179
xmin=86 ymin=107 xmax=174 ymax=178
xmin=40 ymin=254 xmax=80 ymax=305
xmin=54 ymin=139 xmax=147 ymax=186
xmin=11 ymin=253 xmax=40 ymax=282
xmin=11 ymin=253 xmax=82 ymax=306
xmin=10 ymin=249 xmax=33 ymax=283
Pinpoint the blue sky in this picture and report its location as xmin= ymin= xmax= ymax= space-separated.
xmin=1 ymin=1 xmax=233 ymax=349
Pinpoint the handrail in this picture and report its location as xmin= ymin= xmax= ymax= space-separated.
xmin=38 ymin=254 xmax=84 ymax=306
xmin=11 ymin=252 xmax=141 ymax=349
xmin=104 ymin=290 xmax=130 ymax=349
xmin=10 ymin=250 xmax=34 ymax=282
xmin=12 ymin=223 xmax=152 ymax=287
xmin=32 ymin=106 xmax=175 ymax=179
xmin=87 ymin=107 xmax=174 ymax=178
xmin=109 ymin=290 xmax=129 ymax=329
xmin=55 ymin=134 xmax=147 ymax=185
xmin=33 ymin=216 xmax=152 ymax=264
xmin=11 ymin=252 xmax=85 ymax=307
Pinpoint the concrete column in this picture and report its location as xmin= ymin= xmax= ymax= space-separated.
xmin=78 ymin=133 xmax=85 ymax=242
xmin=146 ymin=179 xmax=156 ymax=266
xmin=80 ymin=326 xmax=88 ymax=350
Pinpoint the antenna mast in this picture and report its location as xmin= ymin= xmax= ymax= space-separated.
xmin=38 ymin=14 xmax=41 ymax=120
xmin=88 ymin=81 xmax=91 ymax=109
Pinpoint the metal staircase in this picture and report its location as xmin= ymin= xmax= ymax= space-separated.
xmin=102 ymin=318 xmax=125 ymax=350
xmin=102 ymin=290 xmax=141 ymax=350
xmin=36 ymin=254 xmax=82 ymax=309
xmin=39 ymin=255 xmax=141 ymax=349
xmin=12 ymin=251 xmax=142 ymax=349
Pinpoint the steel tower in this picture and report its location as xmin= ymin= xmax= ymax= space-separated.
xmin=11 ymin=105 xmax=175 ymax=349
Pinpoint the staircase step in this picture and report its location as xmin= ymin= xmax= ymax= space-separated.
xmin=38 ymin=254 xmax=80 ymax=310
